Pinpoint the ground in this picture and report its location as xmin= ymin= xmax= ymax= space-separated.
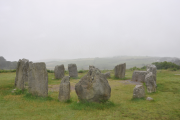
xmin=0 ymin=70 xmax=180 ymax=120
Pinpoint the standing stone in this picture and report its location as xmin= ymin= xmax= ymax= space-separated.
xmin=131 ymin=71 xmax=147 ymax=83
xmin=75 ymin=68 xmax=111 ymax=103
xmin=54 ymin=65 xmax=65 ymax=79
xmin=114 ymin=63 xmax=126 ymax=78
xmin=28 ymin=62 xmax=48 ymax=97
xmin=68 ymin=64 xmax=78 ymax=77
xmin=59 ymin=76 xmax=70 ymax=101
xmin=104 ymin=71 xmax=111 ymax=78
xmin=147 ymin=65 xmax=157 ymax=82
xmin=133 ymin=85 xmax=145 ymax=98
xmin=15 ymin=59 xmax=29 ymax=90
xmin=89 ymin=65 xmax=95 ymax=70
xmin=145 ymin=72 xmax=156 ymax=93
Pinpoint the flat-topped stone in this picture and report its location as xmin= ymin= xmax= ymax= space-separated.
xmin=114 ymin=63 xmax=126 ymax=78
xmin=104 ymin=71 xmax=111 ymax=78
xmin=131 ymin=71 xmax=147 ymax=83
xmin=54 ymin=64 xmax=65 ymax=79
xmin=28 ymin=62 xmax=48 ymax=97
xmin=68 ymin=64 xmax=78 ymax=77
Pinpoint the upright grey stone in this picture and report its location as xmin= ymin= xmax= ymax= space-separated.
xmin=68 ymin=64 xmax=78 ymax=77
xmin=89 ymin=65 xmax=95 ymax=70
xmin=145 ymin=72 xmax=156 ymax=93
xmin=59 ymin=76 xmax=70 ymax=101
xmin=75 ymin=68 xmax=111 ymax=103
xmin=15 ymin=59 xmax=29 ymax=90
xmin=147 ymin=64 xmax=157 ymax=82
xmin=28 ymin=62 xmax=48 ymax=97
xmin=104 ymin=71 xmax=111 ymax=78
xmin=114 ymin=63 xmax=126 ymax=78
xmin=54 ymin=65 xmax=65 ymax=79
xmin=131 ymin=71 xmax=147 ymax=83
xmin=133 ymin=85 xmax=145 ymax=98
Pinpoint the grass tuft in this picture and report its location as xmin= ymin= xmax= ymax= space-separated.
xmin=23 ymin=93 xmax=53 ymax=101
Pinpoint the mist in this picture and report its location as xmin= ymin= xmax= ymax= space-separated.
xmin=1 ymin=0 xmax=180 ymax=61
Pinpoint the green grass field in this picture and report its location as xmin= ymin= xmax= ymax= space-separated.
xmin=0 ymin=70 xmax=180 ymax=120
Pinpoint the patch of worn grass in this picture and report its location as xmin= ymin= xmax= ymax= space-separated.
xmin=70 ymin=100 xmax=116 ymax=110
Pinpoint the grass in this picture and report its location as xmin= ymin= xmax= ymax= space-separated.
xmin=0 ymin=70 xmax=180 ymax=119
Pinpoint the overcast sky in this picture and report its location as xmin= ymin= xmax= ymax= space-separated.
xmin=0 ymin=0 xmax=180 ymax=61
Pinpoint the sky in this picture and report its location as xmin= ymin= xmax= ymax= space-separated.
xmin=0 ymin=0 xmax=180 ymax=61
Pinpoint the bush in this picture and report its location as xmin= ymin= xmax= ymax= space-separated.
xmin=0 ymin=69 xmax=16 ymax=73
xmin=152 ymin=61 xmax=180 ymax=70
xmin=78 ymin=70 xmax=84 ymax=73
xmin=47 ymin=69 xmax=54 ymax=73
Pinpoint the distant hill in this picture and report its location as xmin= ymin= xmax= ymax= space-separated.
xmin=0 ymin=56 xmax=17 ymax=70
xmin=1 ymin=56 xmax=179 ymax=70
xmin=40 ymin=56 xmax=180 ymax=70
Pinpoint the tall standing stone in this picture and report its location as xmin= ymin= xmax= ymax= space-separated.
xmin=59 ymin=76 xmax=70 ymax=101
xmin=68 ymin=64 xmax=78 ymax=77
xmin=75 ymin=68 xmax=111 ymax=103
xmin=131 ymin=71 xmax=147 ymax=82
xmin=114 ymin=63 xmax=126 ymax=78
xmin=15 ymin=59 xmax=29 ymax=90
xmin=54 ymin=65 xmax=65 ymax=79
xmin=133 ymin=85 xmax=145 ymax=98
xmin=147 ymin=65 xmax=157 ymax=82
xmin=28 ymin=62 xmax=48 ymax=97
xmin=145 ymin=72 xmax=156 ymax=93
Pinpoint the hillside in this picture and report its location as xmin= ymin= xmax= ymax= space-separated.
xmin=0 ymin=56 xmax=17 ymax=70
xmin=42 ymin=56 xmax=180 ymax=70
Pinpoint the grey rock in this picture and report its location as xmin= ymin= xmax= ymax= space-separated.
xmin=145 ymin=72 xmax=156 ymax=93
xmin=104 ymin=71 xmax=111 ymax=78
xmin=59 ymin=76 xmax=70 ymax=101
xmin=54 ymin=64 xmax=65 ymax=79
xmin=89 ymin=65 xmax=95 ymax=70
xmin=146 ymin=97 xmax=153 ymax=101
xmin=147 ymin=64 xmax=157 ymax=82
xmin=68 ymin=64 xmax=78 ymax=77
xmin=114 ymin=63 xmax=126 ymax=78
xmin=133 ymin=85 xmax=145 ymax=98
xmin=75 ymin=68 xmax=111 ymax=103
xmin=131 ymin=71 xmax=147 ymax=83
xmin=28 ymin=62 xmax=48 ymax=97
xmin=15 ymin=59 xmax=29 ymax=90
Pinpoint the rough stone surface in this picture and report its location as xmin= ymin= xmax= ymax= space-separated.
xmin=133 ymin=85 xmax=145 ymax=98
xmin=147 ymin=64 xmax=157 ymax=82
xmin=59 ymin=76 xmax=70 ymax=101
xmin=89 ymin=65 xmax=95 ymax=70
xmin=75 ymin=68 xmax=111 ymax=103
xmin=146 ymin=97 xmax=153 ymax=101
xmin=114 ymin=63 xmax=126 ymax=78
xmin=131 ymin=71 xmax=147 ymax=83
xmin=54 ymin=65 xmax=65 ymax=79
xmin=15 ymin=59 xmax=29 ymax=90
xmin=145 ymin=72 xmax=156 ymax=93
xmin=28 ymin=62 xmax=48 ymax=97
xmin=68 ymin=64 xmax=78 ymax=77
xmin=104 ymin=71 xmax=111 ymax=78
